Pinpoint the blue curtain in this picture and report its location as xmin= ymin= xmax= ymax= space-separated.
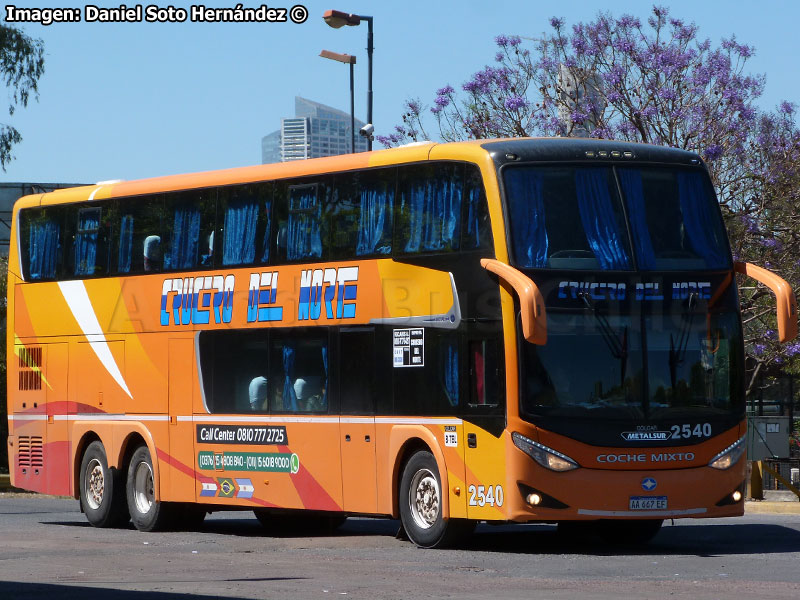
xmin=169 ymin=206 xmax=201 ymax=270
xmin=575 ymin=169 xmax=631 ymax=270
xmin=260 ymin=201 xmax=271 ymax=263
xmin=321 ymin=346 xmax=328 ymax=407
xmin=505 ymin=168 xmax=548 ymax=267
xmin=403 ymin=170 xmax=461 ymax=253
xmin=618 ymin=169 xmax=656 ymax=270
xmin=117 ymin=214 xmax=133 ymax=273
xmin=443 ymin=340 xmax=459 ymax=407
xmin=74 ymin=210 xmax=99 ymax=276
xmin=222 ymin=200 xmax=258 ymax=265
xmin=464 ymin=184 xmax=482 ymax=250
xmin=677 ymin=172 xmax=728 ymax=268
xmin=287 ymin=187 xmax=322 ymax=260
xmin=282 ymin=344 xmax=298 ymax=412
xmin=29 ymin=219 xmax=60 ymax=280
xmin=356 ymin=184 xmax=393 ymax=255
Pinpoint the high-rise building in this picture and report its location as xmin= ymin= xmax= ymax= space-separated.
xmin=262 ymin=97 xmax=368 ymax=163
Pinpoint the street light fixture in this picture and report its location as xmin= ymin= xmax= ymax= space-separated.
xmin=323 ymin=9 xmax=373 ymax=151
xmin=319 ymin=49 xmax=357 ymax=154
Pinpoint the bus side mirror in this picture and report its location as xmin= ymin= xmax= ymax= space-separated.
xmin=734 ymin=261 xmax=798 ymax=343
xmin=480 ymin=259 xmax=547 ymax=345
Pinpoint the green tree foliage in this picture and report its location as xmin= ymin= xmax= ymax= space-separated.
xmin=1 ymin=23 xmax=45 ymax=171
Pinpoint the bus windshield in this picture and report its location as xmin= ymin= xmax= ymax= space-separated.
xmin=521 ymin=310 xmax=743 ymax=422
xmin=504 ymin=165 xmax=731 ymax=271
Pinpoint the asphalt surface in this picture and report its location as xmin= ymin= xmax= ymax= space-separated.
xmin=0 ymin=493 xmax=799 ymax=599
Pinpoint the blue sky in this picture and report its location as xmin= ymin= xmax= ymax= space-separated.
xmin=3 ymin=0 xmax=799 ymax=183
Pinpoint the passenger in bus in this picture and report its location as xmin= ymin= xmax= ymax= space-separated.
xmin=248 ymin=375 xmax=268 ymax=411
xmin=293 ymin=378 xmax=325 ymax=412
xmin=143 ymin=235 xmax=162 ymax=272
xmin=201 ymin=231 xmax=214 ymax=265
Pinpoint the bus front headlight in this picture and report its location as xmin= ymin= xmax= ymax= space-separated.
xmin=512 ymin=432 xmax=579 ymax=472
xmin=708 ymin=436 xmax=746 ymax=470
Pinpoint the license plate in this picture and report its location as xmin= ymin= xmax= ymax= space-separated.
xmin=629 ymin=496 xmax=667 ymax=510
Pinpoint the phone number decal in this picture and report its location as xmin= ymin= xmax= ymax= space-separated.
xmin=196 ymin=425 xmax=287 ymax=445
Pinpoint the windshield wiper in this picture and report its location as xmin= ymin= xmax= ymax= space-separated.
xmin=579 ymin=293 xmax=628 ymax=385
xmin=669 ymin=292 xmax=698 ymax=389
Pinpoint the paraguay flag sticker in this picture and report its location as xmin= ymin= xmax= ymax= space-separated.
xmin=200 ymin=481 xmax=218 ymax=497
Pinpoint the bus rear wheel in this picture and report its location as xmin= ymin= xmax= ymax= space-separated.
xmin=399 ymin=451 xmax=473 ymax=548
xmin=126 ymin=445 xmax=172 ymax=531
xmin=79 ymin=441 xmax=129 ymax=528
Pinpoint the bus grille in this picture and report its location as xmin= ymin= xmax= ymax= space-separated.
xmin=18 ymin=346 xmax=43 ymax=391
xmin=17 ymin=436 xmax=44 ymax=468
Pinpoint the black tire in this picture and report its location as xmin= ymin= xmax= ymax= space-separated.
xmin=126 ymin=445 xmax=173 ymax=532
xmin=79 ymin=440 xmax=129 ymax=528
xmin=399 ymin=451 xmax=473 ymax=548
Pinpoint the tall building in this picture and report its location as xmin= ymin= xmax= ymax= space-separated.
xmin=262 ymin=97 xmax=368 ymax=163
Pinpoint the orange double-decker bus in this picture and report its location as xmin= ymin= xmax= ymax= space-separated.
xmin=6 ymin=138 xmax=797 ymax=547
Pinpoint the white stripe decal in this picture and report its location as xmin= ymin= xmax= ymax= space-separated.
xmin=7 ymin=414 xmax=48 ymax=421
xmin=577 ymin=508 xmax=707 ymax=517
xmin=88 ymin=186 xmax=102 ymax=201
xmin=58 ymin=280 xmax=132 ymax=399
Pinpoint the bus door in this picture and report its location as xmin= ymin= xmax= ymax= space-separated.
xmin=462 ymin=334 xmax=507 ymax=520
xmin=338 ymin=328 xmax=378 ymax=513
xmin=168 ymin=337 xmax=195 ymax=502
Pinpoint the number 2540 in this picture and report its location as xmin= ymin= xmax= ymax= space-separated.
xmin=468 ymin=484 xmax=504 ymax=507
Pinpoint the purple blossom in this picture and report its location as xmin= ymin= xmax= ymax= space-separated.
xmin=785 ymin=342 xmax=800 ymax=357
xmin=436 ymin=85 xmax=454 ymax=96
xmin=704 ymin=144 xmax=723 ymax=160
xmin=405 ymin=100 xmax=421 ymax=114
xmin=504 ymin=96 xmax=528 ymax=111
xmin=753 ymin=343 xmax=766 ymax=356
xmin=550 ymin=17 xmax=565 ymax=29
xmin=779 ymin=101 xmax=795 ymax=115
xmin=495 ymin=35 xmax=509 ymax=47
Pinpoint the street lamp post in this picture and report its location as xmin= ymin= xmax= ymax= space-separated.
xmin=323 ymin=9 xmax=373 ymax=151
xmin=319 ymin=50 xmax=357 ymax=154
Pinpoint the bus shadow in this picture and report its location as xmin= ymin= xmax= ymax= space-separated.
xmin=466 ymin=522 xmax=800 ymax=556
xmin=0 ymin=581 xmax=274 ymax=600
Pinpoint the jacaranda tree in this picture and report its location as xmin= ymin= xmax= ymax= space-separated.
xmin=379 ymin=5 xmax=800 ymax=397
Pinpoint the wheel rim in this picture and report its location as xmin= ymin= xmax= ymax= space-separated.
xmin=408 ymin=468 xmax=440 ymax=530
xmin=132 ymin=460 xmax=155 ymax=515
xmin=85 ymin=458 xmax=104 ymax=510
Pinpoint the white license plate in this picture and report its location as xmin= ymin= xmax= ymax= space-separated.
xmin=629 ymin=496 xmax=667 ymax=510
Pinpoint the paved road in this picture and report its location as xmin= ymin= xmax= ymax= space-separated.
xmin=1 ymin=494 xmax=799 ymax=600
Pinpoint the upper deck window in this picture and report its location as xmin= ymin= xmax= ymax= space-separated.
xmin=618 ymin=168 xmax=730 ymax=270
xmin=504 ymin=165 xmax=730 ymax=271
xmin=505 ymin=166 xmax=632 ymax=270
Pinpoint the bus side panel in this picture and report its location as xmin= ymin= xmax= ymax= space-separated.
xmin=45 ymin=343 xmax=71 ymax=496
xmin=463 ymin=422 xmax=507 ymax=521
xmin=167 ymin=337 xmax=195 ymax=502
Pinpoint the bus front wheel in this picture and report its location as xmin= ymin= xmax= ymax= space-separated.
xmin=126 ymin=445 xmax=172 ymax=531
xmin=79 ymin=441 xmax=129 ymax=528
xmin=399 ymin=451 xmax=473 ymax=548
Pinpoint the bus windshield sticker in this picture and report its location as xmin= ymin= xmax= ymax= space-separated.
xmin=393 ymin=328 xmax=424 ymax=367
xmin=196 ymin=425 xmax=287 ymax=445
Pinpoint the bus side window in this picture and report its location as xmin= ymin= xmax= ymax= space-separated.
xmin=270 ymin=332 xmax=328 ymax=413
xmin=20 ymin=207 xmax=64 ymax=281
xmin=66 ymin=206 xmax=107 ymax=278
xmin=163 ymin=188 xmax=216 ymax=271
xmin=462 ymin=164 xmax=493 ymax=251
xmin=396 ymin=163 xmax=463 ymax=255
xmin=468 ymin=338 xmax=504 ymax=408
xmin=393 ymin=330 xmax=460 ymax=416
xmin=113 ymin=195 xmax=165 ymax=274
xmin=197 ymin=329 xmax=271 ymax=414
xmin=284 ymin=180 xmax=332 ymax=262
xmin=218 ymin=182 xmax=272 ymax=267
